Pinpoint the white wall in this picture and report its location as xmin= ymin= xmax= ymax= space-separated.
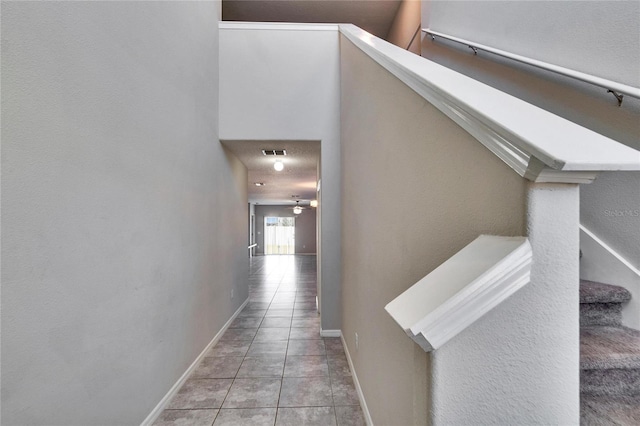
xmin=425 ymin=0 xmax=639 ymax=86
xmin=422 ymin=0 xmax=640 ymax=272
xmin=431 ymin=183 xmax=580 ymax=424
xmin=1 ymin=2 xmax=248 ymax=424
xmin=219 ymin=23 xmax=341 ymax=330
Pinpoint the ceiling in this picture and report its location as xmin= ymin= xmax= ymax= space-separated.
xmin=222 ymin=0 xmax=403 ymax=40
xmin=221 ymin=140 xmax=320 ymax=206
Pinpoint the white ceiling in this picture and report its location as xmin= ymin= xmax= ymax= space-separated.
xmin=222 ymin=0 xmax=403 ymax=40
xmin=221 ymin=140 xmax=320 ymax=206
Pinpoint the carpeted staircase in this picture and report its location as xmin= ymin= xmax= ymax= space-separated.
xmin=580 ymin=279 xmax=640 ymax=425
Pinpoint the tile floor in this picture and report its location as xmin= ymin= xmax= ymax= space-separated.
xmin=154 ymin=255 xmax=366 ymax=426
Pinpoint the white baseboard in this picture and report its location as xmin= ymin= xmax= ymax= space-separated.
xmin=140 ymin=298 xmax=249 ymax=426
xmin=341 ymin=333 xmax=374 ymax=426
xmin=320 ymin=329 xmax=342 ymax=337
xmin=580 ymin=225 xmax=640 ymax=328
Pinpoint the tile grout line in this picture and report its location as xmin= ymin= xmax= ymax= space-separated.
xmin=155 ymin=256 xmax=362 ymax=425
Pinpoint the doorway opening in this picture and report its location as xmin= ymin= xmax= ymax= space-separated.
xmin=264 ymin=216 xmax=295 ymax=254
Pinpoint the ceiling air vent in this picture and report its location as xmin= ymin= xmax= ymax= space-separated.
xmin=262 ymin=149 xmax=287 ymax=156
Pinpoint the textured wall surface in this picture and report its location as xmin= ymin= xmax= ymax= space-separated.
xmin=219 ymin=25 xmax=341 ymax=330
xmin=432 ymin=183 xmax=580 ymax=424
xmin=340 ymin=36 xmax=527 ymax=425
xmin=426 ymin=0 xmax=639 ymax=86
xmin=1 ymin=2 xmax=248 ymax=424
xmin=254 ymin=205 xmax=317 ymax=255
xmin=423 ymin=0 xmax=640 ymax=269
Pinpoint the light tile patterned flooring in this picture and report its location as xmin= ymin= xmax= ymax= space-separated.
xmin=154 ymin=255 xmax=366 ymax=426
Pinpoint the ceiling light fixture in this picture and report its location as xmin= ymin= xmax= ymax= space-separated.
xmin=293 ymin=201 xmax=303 ymax=215
xmin=310 ymin=200 xmax=318 ymax=208
xmin=254 ymin=182 xmax=265 ymax=186
xmin=274 ymin=160 xmax=284 ymax=171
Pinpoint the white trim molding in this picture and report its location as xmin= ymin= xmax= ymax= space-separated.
xmin=385 ymin=235 xmax=532 ymax=352
xmin=339 ymin=24 xmax=640 ymax=183
xmin=320 ymin=329 xmax=342 ymax=338
xmin=341 ymin=334 xmax=374 ymax=426
xmin=219 ymin=22 xmax=339 ymax=32
xmin=140 ymin=298 xmax=250 ymax=426
xmin=580 ymin=225 xmax=640 ymax=277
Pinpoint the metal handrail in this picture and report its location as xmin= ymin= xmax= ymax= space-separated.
xmin=423 ymin=28 xmax=640 ymax=106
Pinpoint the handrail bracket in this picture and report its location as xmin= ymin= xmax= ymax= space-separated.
xmin=422 ymin=28 xmax=640 ymax=106
xmin=607 ymin=89 xmax=624 ymax=107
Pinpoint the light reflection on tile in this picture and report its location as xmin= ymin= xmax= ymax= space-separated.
xmin=279 ymin=377 xmax=333 ymax=407
xmin=276 ymin=407 xmax=336 ymax=426
xmin=289 ymin=327 xmax=322 ymax=340
xmin=157 ymin=256 xmax=365 ymax=424
xmin=237 ymin=356 xmax=285 ymax=377
xmin=284 ymin=356 xmax=329 ymax=377
xmin=213 ymin=408 xmax=277 ymax=426
xmin=153 ymin=409 xmax=218 ymax=426
xmin=222 ymin=378 xmax=282 ymax=408
xmin=247 ymin=340 xmax=288 ymax=357
xmin=287 ymin=339 xmax=326 ymax=356
xmin=166 ymin=379 xmax=232 ymax=409
xmin=206 ymin=341 xmax=251 ymax=357
xmin=254 ymin=327 xmax=291 ymax=341
xmin=191 ymin=357 xmax=243 ymax=379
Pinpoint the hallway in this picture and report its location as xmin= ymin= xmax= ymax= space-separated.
xmin=154 ymin=255 xmax=365 ymax=426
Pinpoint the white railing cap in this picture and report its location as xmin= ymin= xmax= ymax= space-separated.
xmin=339 ymin=24 xmax=640 ymax=183
xmin=385 ymin=235 xmax=532 ymax=352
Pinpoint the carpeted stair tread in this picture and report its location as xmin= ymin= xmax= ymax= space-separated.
xmin=580 ymin=280 xmax=631 ymax=304
xmin=581 ymin=368 xmax=640 ymax=396
xmin=581 ymin=394 xmax=640 ymax=425
xmin=581 ymin=326 xmax=640 ymax=370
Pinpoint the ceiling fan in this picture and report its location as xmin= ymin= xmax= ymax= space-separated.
xmin=288 ymin=200 xmax=308 ymax=215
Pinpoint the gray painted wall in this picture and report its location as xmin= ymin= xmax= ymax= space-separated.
xmin=340 ymin=37 xmax=528 ymax=425
xmin=219 ymin=25 xmax=342 ymax=330
xmin=254 ymin=205 xmax=317 ymax=255
xmin=1 ymin=2 xmax=248 ymax=424
xmin=422 ymin=0 xmax=640 ymax=268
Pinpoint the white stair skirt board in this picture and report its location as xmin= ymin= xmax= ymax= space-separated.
xmin=341 ymin=333 xmax=374 ymax=426
xmin=385 ymin=235 xmax=532 ymax=352
xmin=580 ymin=225 xmax=640 ymax=329
xmin=140 ymin=298 xmax=250 ymax=426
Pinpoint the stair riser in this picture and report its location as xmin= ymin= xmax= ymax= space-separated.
xmin=581 ymin=368 xmax=640 ymax=396
xmin=580 ymin=280 xmax=632 ymax=304
xmin=580 ymin=302 xmax=623 ymax=327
